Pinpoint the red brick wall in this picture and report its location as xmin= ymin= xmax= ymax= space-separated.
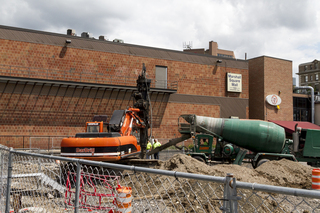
xmin=249 ymin=56 xmax=293 ymax=121
xmin=249 ymin=57 xmax=265 ymax=120
xmin=264 ymin=57 xmax=293 ymax=121
xmin=0 ymin=40 xmax=248 ymax=98
xmin=154 ymin=102 xmax=220 ymax=145
xmin=0 ymin=39 xmax=249 ymax=148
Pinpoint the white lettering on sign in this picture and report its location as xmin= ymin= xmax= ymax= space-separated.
xmin=227 ymin=73 xmax=242 ymax=92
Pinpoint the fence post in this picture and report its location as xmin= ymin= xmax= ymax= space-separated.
xmin=5 ymin=148 xmax=13 ymax=213
xmin=221 ymin=173 xmax=240 ymax=213
xmin=0 ymin=151 xmax=4 ymax=211
xmin=74 ymin=161 xmax=81 ymax=213
xmin=37 ymin=154 xmax=41 ymax=190
xmin=48 ymin=137 xmax=50 ymax=152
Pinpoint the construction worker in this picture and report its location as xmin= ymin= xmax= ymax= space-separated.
xmin=203 ymin=139 xmax=208 ymax=146
xmin=146 ymin=140 xmax=152 ymax=159
xmin=153 ymin=139 xmax=161 ymax=159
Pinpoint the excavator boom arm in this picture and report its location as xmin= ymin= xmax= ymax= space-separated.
xmin=120 ymin=108 xmax=146 ymax=136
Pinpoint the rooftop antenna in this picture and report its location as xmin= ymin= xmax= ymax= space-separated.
xmin=183 ymin=41 xmax=193 ymax=50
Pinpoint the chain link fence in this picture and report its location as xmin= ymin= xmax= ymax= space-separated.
xmin=1 ymin=145 xmax=320 ymax=213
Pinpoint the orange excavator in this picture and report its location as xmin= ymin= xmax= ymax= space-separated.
xmin=60 ymin=64 xmax=151 ymax=161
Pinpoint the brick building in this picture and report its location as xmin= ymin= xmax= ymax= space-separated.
xmin=248 ymin=56 xmax=293 ymax=121
xmin=0 ymin=25 xmax=248 ymax=148
xmin=298 ymin=59 xmax=320 ymax=92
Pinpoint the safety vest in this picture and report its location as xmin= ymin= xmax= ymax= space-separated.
xmin=153 ymin=141 xmax=161 ymax=149
xmin=147 ymin=142 xmax=152 ymax=150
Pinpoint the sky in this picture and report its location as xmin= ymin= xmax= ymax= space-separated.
xmin=0 ymin=0 xmax=319 ymax=84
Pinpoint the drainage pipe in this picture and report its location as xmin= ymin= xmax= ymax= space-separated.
xmin=294 ymin=86 xmax=314 ymax=124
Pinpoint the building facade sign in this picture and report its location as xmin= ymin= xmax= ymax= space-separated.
xmin=266 ymin=94 xmax=282 ymax=106
xmin=227 ymin=73 xmax=242 ymax=92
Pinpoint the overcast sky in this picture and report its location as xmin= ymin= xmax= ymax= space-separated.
xmin=1 ymin=0 xmax=319 ymax=84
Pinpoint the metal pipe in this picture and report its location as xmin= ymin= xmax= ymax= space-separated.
xmin=74 ymin=161 xmax=81 ymax=213
xmin=0 ymin=151 xmax=4 ymax=212
xmin=294 ymin=86 xmax=314 ymax=123
xmin=5 ymin=148 xmax=13 ymax=213
xmin=236 ymin=181 xmax=320 ymax=199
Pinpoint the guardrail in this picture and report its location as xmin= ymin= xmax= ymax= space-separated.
xmin=1 ymin=145 xmax=320 ymax=212
xmin=0 ymin=64 xmax=178 ymax=90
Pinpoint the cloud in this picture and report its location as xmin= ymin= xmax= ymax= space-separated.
xmin=0 ymin=0 xmax=319 ymax=82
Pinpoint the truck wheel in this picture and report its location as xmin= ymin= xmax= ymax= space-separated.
xmin=193 ymin=156 xmax=205 ymax=163
xmin=256 ymin=159 xmax=270 ymax=168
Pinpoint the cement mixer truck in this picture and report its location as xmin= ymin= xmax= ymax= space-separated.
xmin=148 ymin=114 xmax=320 ymax=168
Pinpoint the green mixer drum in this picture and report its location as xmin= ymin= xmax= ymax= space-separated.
xmin=222 ymin=119 xmax=286 ymax=153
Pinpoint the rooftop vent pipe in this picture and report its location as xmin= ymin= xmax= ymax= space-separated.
xmin=113 ymin=39 xmax=124 ymax=43
xmin=81 ymin=32 xmax=91 ymax=38
xmin=67 ymin=29 xmax=76 ymax=36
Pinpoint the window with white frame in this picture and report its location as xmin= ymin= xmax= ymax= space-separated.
xmin=155 ymin=66 xmax=167 ymax=89
xmin=316 ymin=74 xmax=319 ymax=81
xmin=305 ymin=75 xmax=308 ymax=82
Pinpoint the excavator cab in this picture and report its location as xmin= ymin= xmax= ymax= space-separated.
xmin=195 ymin=134 xmax=214 ymax=154
xmin=86 ymin=115 xmax=109 ymax=133
xmin=108 ymin=110 xmax=125 ymax=132
xmin=86 ymin=123 xmax=101 ymax=132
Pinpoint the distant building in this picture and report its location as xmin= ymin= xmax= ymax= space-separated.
xmin=183 ymin=41 xmax=235 ymax=58
xmin=297 ymin=59 xmax=320 ymax=92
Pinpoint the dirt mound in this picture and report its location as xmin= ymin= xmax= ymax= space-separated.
xmin=255 ymin=158 xmax=313 ymax=189
xmin=157 ymin=154 xmax=313 ymax=189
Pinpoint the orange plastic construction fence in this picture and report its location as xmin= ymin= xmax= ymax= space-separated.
xmin=312 ymin=168 xmax=320 ymax=190
xmin=114 ymin=186 xmax=132 ymax=213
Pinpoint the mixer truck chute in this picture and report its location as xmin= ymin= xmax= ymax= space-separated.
xmin=148 ymin=114 xmax=320 ymax=168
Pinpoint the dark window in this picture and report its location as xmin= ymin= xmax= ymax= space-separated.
xmin=293 ymin=97 xmax=311 ymax=122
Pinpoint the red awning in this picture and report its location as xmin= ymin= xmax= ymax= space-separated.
xmin=269 ymin=120 xmax=320 ymax=134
